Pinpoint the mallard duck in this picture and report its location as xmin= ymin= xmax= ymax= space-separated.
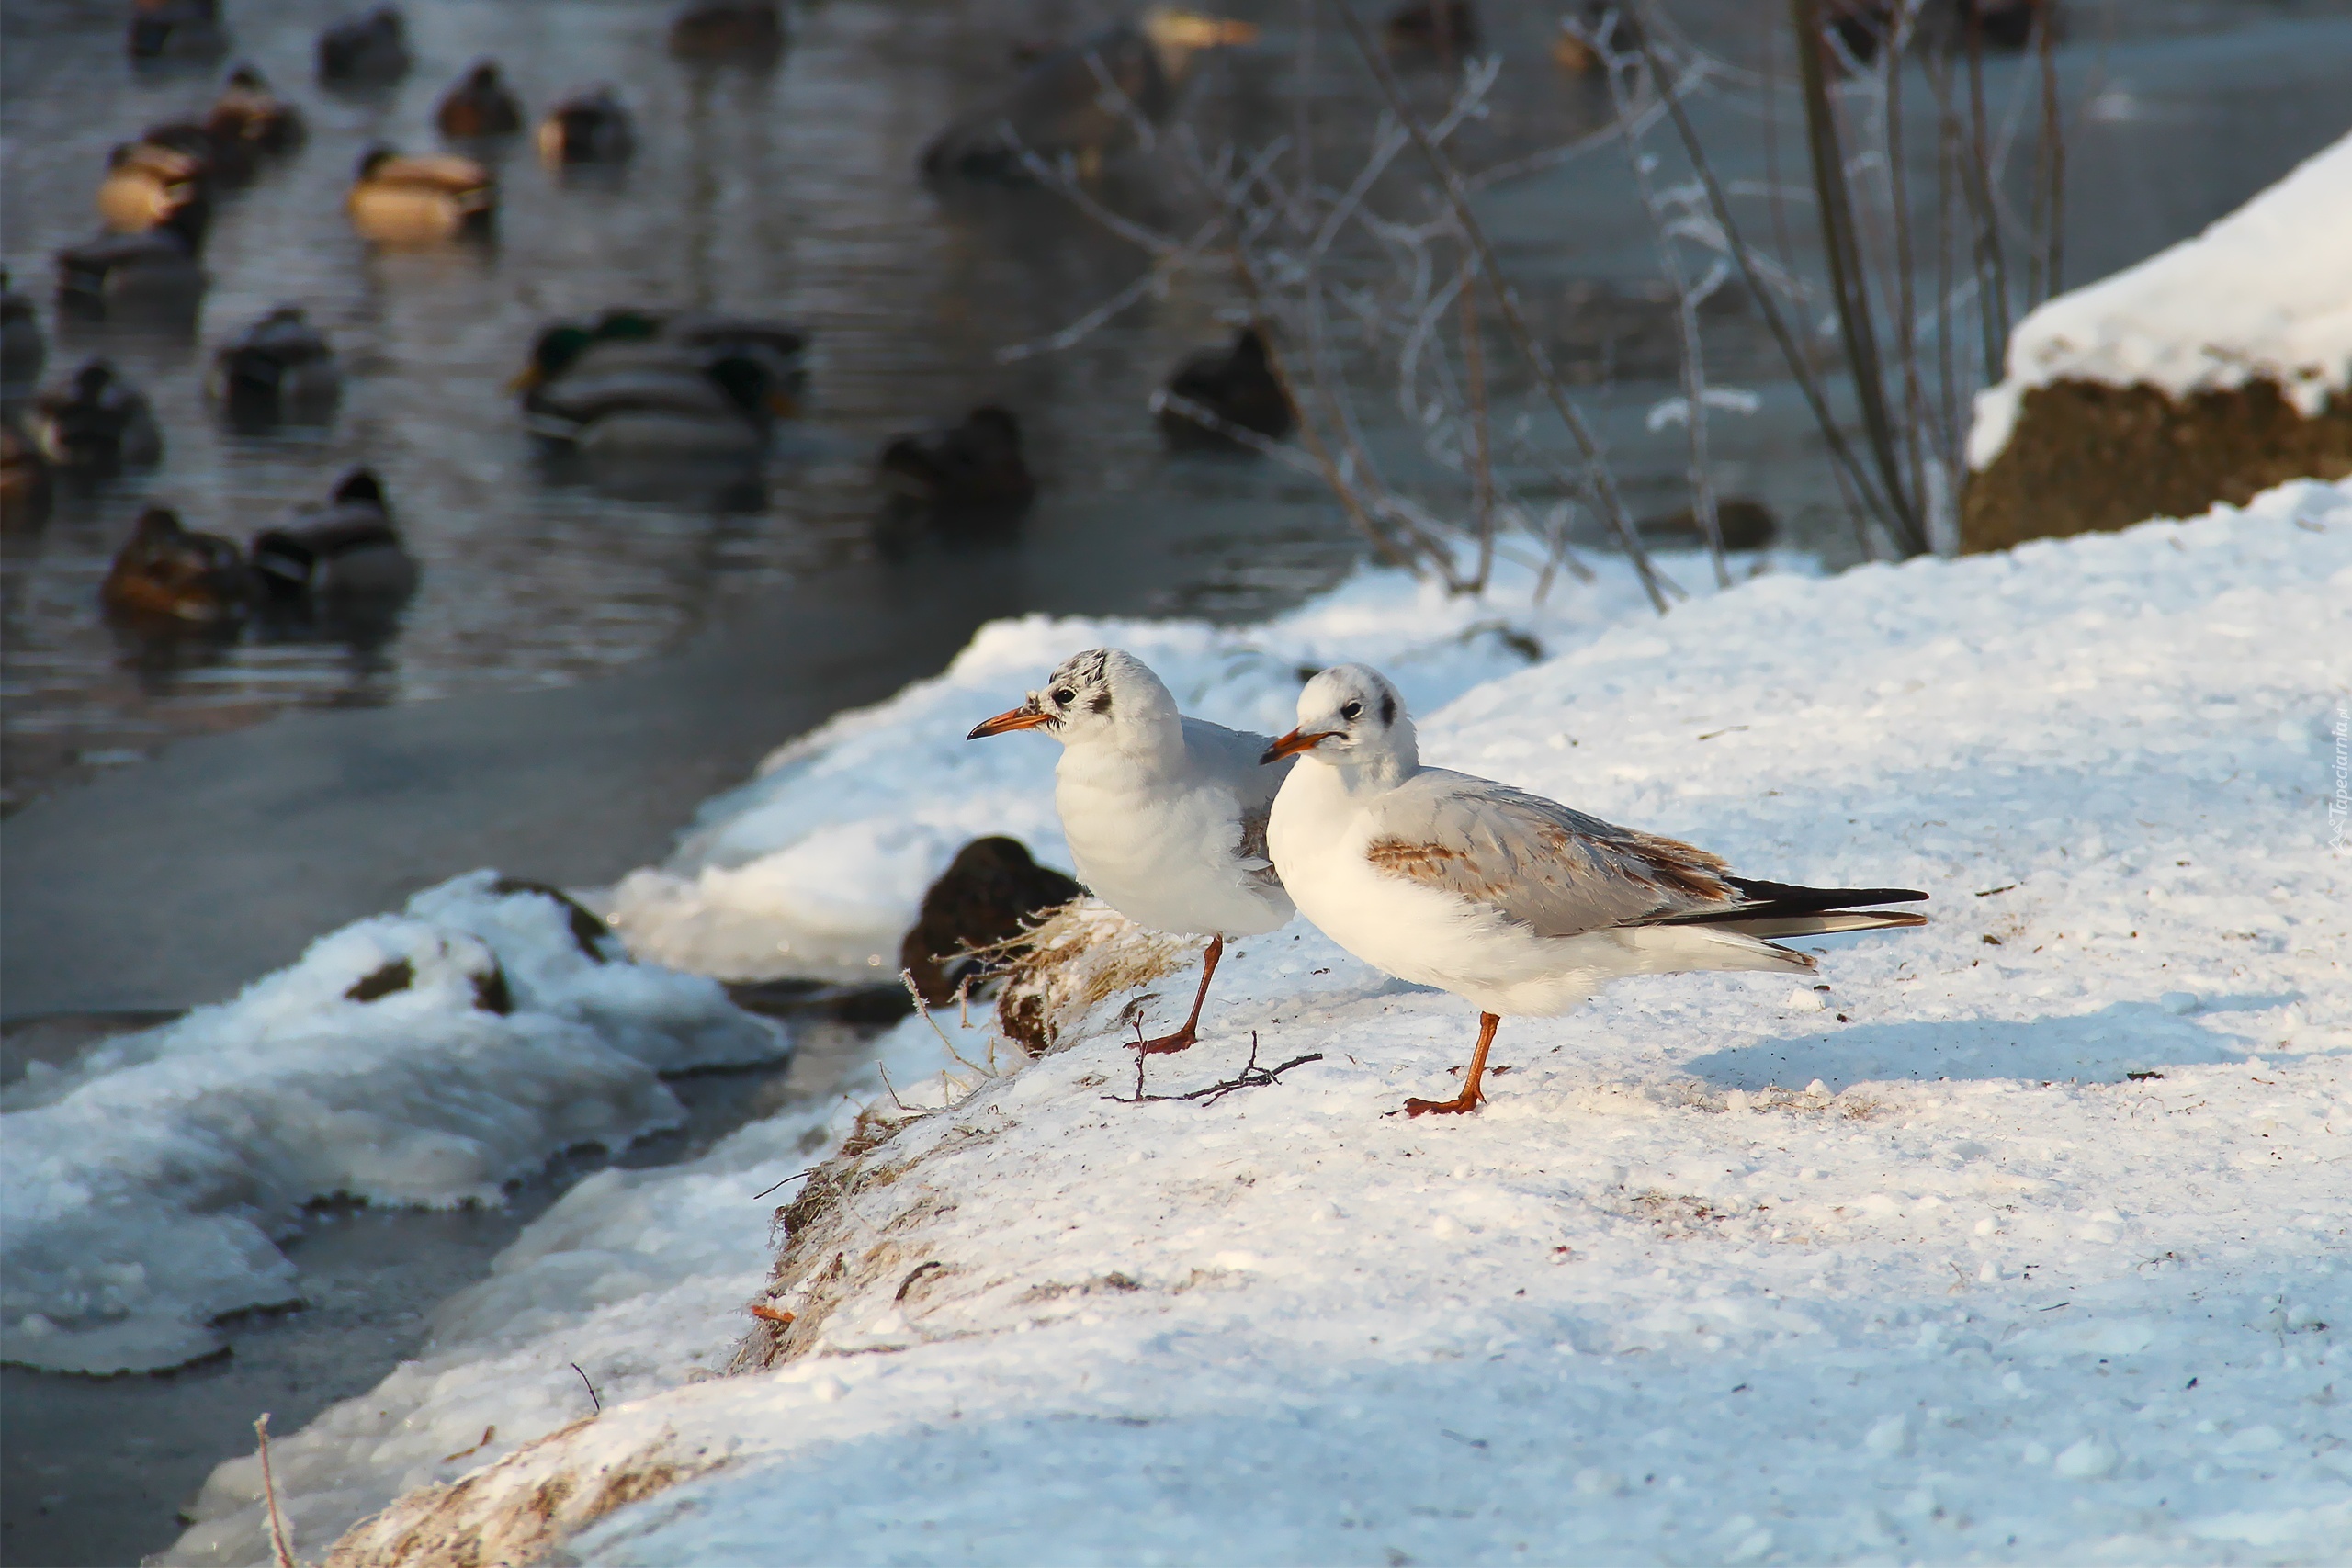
xmin=317 ymin=7 xmax=410 ymax=84
xmin=527 ymin=350 xmax=792 ymax=459
xmin=1158 ymin=327 xmax=1293 ymax=447
xmin=251 ymin=469 xmax=419 ymax=607
xmin=1385 ymin=0 xmax=1478 ymax=59
xmin=31 ymin=361 xmax=164 ymax=475
xmin=436 ymin=62 xmax=524 ymax=139
xmin=53 ymin=203 xmax=207 ymax=318
xmin=347 ymin=148 xmax=494 ymax=242
xmin=2 ymin=422 xmax=52 ymax=535
xmin=517 ymin=307 xmax=808 ymax=400
xmin=207 ymin=66 xmax=304 ymax=158
xmin=101 ymin=506 xmax=253 ymax=626
xmin=210 ymin=306 xmax=339 ymax=423
xmin=921 ymin=8 xmax=1258 ymax=183
xmin=97 ymin=137 xmax=212 ymax=231
xmin=667 ymin=3 xmax=786 ymax=62
xmin=879 ymin=407 xmax=1036 ymax=513
xmin=127 ymin=0 xmax=226 ymax=62
xmin=537 ymin=86 xmax=635 ymax=165
xmin=2 ymin=269 xmax=43 ymax=390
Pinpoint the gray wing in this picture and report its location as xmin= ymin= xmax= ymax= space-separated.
xmin=1363 ymin=770 xmax=1736 ymax=937
xmin=1180 ymin=715 xmax=1291 ymax=886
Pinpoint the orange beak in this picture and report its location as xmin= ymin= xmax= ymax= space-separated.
xmin=967 ymin=705 xmax=1056 ymax=740
xmin=1260 ymin=728 xmax=1334 ymax=764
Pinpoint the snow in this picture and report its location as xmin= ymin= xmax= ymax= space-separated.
xmin=0 ymin=872 xmax=783 ymax=1377
xmin=1968 ymin=131 xmax=2352 ymax=469
xmin=605 ymin=545 xmax=1804 ymax=982
xmin=172 ymin=479 xmax=2349 ymax=1566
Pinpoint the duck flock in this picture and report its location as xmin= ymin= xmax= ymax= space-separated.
xmin=0 ymin=0 xmax=1340 ymax=649
xmin=3 ymin=0 xmax=2041 ymax=650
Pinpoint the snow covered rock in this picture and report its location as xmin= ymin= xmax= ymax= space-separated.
xmin=1963 ymin=132 xmax=2352 ymax=550
xmin=0 ymin=871 xmax=784 ymax=1375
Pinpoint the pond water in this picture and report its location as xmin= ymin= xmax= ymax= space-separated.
xmin=6 ymin=0 xmax=2345 ymax=810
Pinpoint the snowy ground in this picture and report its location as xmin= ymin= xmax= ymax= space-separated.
xmin=1968 ymin=130 xmax=2352 ymax=469
xmin=164 ymin=479 xmax=2349 ymax=1566
xmin=0 ymin=873 xmax=784 ymax=1377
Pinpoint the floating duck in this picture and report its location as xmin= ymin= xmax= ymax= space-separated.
xmin=251 ymin=469 xmax=419 ymax=613
xmin=922 ymin=8 xmax=1259 ymax=183
xmin=30 ymin=361 xmax=164 ymax=476
xmin=347 ymin=148 xmax=494 ymax=243
xmin=668 ymin=3 xmax=786 ymax=62
xmin=1158 ymin=327 xmax=1293 ymax=448
xmin=2 ymin=269 xmax=43 ymax=390
xmin=879 ymin=407 xmax=1036 ymax=514
xmin=1385 ymin=0 xmax=1478 ymax=58
xmin=525 ymin=347 xmax=793 ymax=462
xmin=54 ymin=202 xmax=208 ymax=318
xmin=317 ymin=7 xmax=411 ymax=84
xmin=2 ymin=422 xmax=52 ymax=535
xmin=97 ymin=137 xmax=212 ymax=231
xmin=127 ymin=0 xmax=226 ymax=62
xmin=537 ymin=86 xmax=635 ymax=165
xmin=435 ymin=61 xmax=525 ymax=139
xmin=101 ymin=506 xmax=253 ymax=626
xmin=210 ymin=306 xmax=339 ymax=423
xmin=207 ymin=66 xmax=304 ymax=158
xmin=514 ymin=310 xmax=801 ymax=461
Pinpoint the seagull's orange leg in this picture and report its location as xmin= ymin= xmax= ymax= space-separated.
xmin=1403 ymin=1011 xmax=1498 ymax=1117
xmin=1134 ymin=935 xmax=1223 ymax=1055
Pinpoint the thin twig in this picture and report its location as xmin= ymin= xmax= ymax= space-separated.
xmin=1328 ymin=0 xmax=1670 ymax=613
xmin=571 ymin=1362 xmax=602 ymax=1415
xmin=1103 ymin=1032 xmax=1326 ymax=1106
xmin=254 ymin=1415 xmax=296 ymax=1568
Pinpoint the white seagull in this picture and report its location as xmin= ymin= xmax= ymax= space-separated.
xmin=968 ymin=649 xmax=1295 ymax=1052
xmin=1263 ymin=664 xmax=1927 ymax=1117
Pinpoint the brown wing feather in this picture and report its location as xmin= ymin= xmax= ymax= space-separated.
xmin=1363 ymin=771 xmax=1736 ymax=938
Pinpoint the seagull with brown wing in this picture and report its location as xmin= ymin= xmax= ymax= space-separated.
xmin=1263 ymin=664 xmax=1927 ymax=1118
xmin=968 ymin=649 xmax=1295 ymax=1054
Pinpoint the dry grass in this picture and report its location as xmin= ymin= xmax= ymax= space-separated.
xmin=981 ymin=898 xmax=1197 ymax=1055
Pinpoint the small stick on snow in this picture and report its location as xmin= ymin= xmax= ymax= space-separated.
xmin=1104 ymin=1032 xmax=1325 ymax=1107
xmin=254 ymin=1415 xmax=296 ymax=1568
xmin=571 ymin=1361 xmax=602 ymax=1414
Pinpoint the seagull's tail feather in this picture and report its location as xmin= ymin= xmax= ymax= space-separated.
xmin=1650 ymin=877 xmax=1928 ymax=939
xmin=1698 ymin=909 xmax=1930 ymax=940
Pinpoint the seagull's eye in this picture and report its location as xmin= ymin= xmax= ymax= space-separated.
xmin=1053 ymin=687 xmax=1076 ymax=705
xmin=1340 ymin=700 xmax=1363 ymax=721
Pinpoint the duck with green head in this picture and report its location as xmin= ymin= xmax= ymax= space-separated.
xmin=514 ymin=309 xmax=805 ymax=459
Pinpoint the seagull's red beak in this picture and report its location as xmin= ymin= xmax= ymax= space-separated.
xmin=967 ymin=705 xmax=1055 ymax=740
xmin=1260 ymin=728 xmax=1335 ymax=764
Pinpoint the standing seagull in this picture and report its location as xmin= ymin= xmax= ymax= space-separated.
xmin=1264 ymin=664 xmax=1926 ymax=1117
xmin=968 ymin=649 xmax=1294 ymax=1053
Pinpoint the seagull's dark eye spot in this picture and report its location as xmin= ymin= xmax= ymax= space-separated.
xmin=1052 ymin=687 xmax=1076 ymax=705
xmin=1340 ymin=700 xmax=1363 ymax=721
xmin=1380 ymin=691 xmax=1396 ymax=727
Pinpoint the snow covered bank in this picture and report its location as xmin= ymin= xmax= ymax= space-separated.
xmin=1964 ymin=133 xmax=2352 ymax=549
xmin=0 ymin=873 xmax=783 ymax=1376
xmin=188 ymin=477 xmax=2351 ymax=1568
xmin=1969 ymin=132 xmax=2352 ymax=469
xmin=606 ymin=546 xmax=1804 ymax=984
